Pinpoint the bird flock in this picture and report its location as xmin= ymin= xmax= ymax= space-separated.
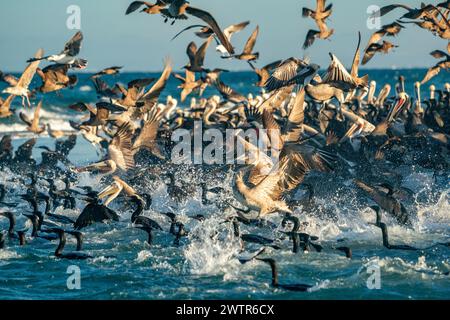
xmin=0 ymin=0 xmax=449 ymax=292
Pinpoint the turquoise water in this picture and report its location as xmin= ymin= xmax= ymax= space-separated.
xmin=0 ymin=70 xmax=449 ymax=300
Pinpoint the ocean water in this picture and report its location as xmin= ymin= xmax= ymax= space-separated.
xmin=0 ymin=69 xmax=449 ymax=300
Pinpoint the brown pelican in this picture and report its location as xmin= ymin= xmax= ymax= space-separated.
xmin=234 ymin=93 xmax=336 ymax=216
xmin=112 ymin=78 xmax=157 ymax=109
xmin=362 ymin=41 xmax=398 ymax=65
xmin=91 ymin=66 xmax=123 ymax=78
xmin=323 ymin=33 xmax=369 ymax=91
xmin=139 ymin=0 xmax=234 ymax=54
xmin=69 ymin=101 xmax=126 ymax=127
xmin=184 ymin=37 xmax=213 ymax=73
xmin=354 ymin=179 xmax=411 ymax=226
xmin=2 ymin=48 xmax=44 ymax=107
xmin=363 ymin=22 xmax=404 ymax=55
xmin=302 ymin=0 xmax=333 ymax=21
xmin=214 ymin=80 xmax=246 ymax=104
xmin=36 ymin=64 xmax=77 ymax=93
xmin=46 ymin=124 xmax=66 ymax=139
xmin=0 ymin=95 xmax=15 ymax=118
xmin=26 ymin=32 xmax=87 ymax=68
xmin=249 ymin=60 xmax=282 ymax=87
xmin=264 ymin=57 xmax=318 ymax=92
xmin=302 ymin=0 xmax=334 ymax=49
xmin=0 ymin=70 xmax=18 ymax=87
xmin=231 ymin=25 xmax=259 ymax=63
xmin=132 ymin=109 xmax=165 ymax=159
xmin=374 ymin=3 xmax=442 ymax=20
xmin=76 ymin=122 xmax=135 ymax=174
xmin=98 ymin=175 xmax=144 ymax=212
xmin=173 ymin=69 xmax=202 ymax=102
xmin=421 ymin=48 xmax=450 ymax=84
xmin=19 ymin=100 xmax=45 ymax=134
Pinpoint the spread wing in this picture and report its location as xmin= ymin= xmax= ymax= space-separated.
xmin=62 ymin=31 xmax=83 ymax=56
xmin=421 ymin=65 xmax=441 ymax=84
xmin=108 ymin=122 xmax=135 ymax=171
xmin=186 ymin=6 xmax=234 ymax=54
xmin=243 ymin=25 xmax=259 ymax=54
xmin=31 ymin=100 xmax=43 ymax=129
xmin=17 ymin=48 xmax=44 ymax=89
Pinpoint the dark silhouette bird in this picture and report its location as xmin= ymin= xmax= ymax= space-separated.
xmin=256 ymin=258 xmax=313 ymax=292
xmin=74 ymin=195 xmax=120 ymax=230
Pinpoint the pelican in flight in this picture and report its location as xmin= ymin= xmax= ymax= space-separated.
xmin=234 ymin=89 xmax=336 ymax=216
xmin=76 ymin=122 xmax=135 ymax=174
xmin=302 ymin=0 xmax=334 ymax=49
xmin=230 ymin=25 xmax=260 ymax=63
xmin=19 ymin=100 xmax=46 ymax=134
xmin=2 ymin=48 xmax=44 ymax=107
xmin=27 ymin=32 xmax=87 ymax=68
xmin=421 ymin=48 xmax=450 ymax=84
xmin=91 ymin=66 xmax=123 ymax=78
xmin=362 ymin=41 xmax=398 ymax=65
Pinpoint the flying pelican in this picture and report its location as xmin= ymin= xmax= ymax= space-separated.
xmin=36 ymin=64 xmax=78 ymax=93
xmin=184 ymin=36 xmax=213 ymax=73
xmin=230 ymin=25 xmax=259 ymax=63
xmin=19 ymin=101 xmax=46 ymax=134
xmin=76 ymin=122 xmax=135 ymax=174
xmin=362 ymin=41 xmax=398 ymax=65
xmin=91 ymin=66 xmax=123 ymax=78
xmin=302 ymin=0 xmax=334 ymax=49
xmin=2 ymin=48 xmax=44 ymax=107
xmin=173 ymin=69 xmax=202 ymax=102
xmin=132 ymin=109 xmax=165 ymax=159
xmin=421 ymin=48 xmax=450 ymax=84
xmin=250 ymin=60 xmax=282 ymax=87
xmin=264 ymin=57 xmax=318 ymax=92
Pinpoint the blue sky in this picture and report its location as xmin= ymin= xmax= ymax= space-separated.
xmin=0 ymin=0 xmax=447 ymax=72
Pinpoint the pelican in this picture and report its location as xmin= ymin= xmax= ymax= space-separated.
xmin=173 ymin=69 xmax=202 ymax=102
xmin=421 ymin=48 xmax=450 ymax=84
xmin=362 ymin=41 xmax=398 ymax=65
xmin=250 ymin=60 xmax=282 ymax=87
xmin=302 ymin=0 xmax=334 ymax=49
xmin=36 ymin=64 xmax=77 ymax=93
xmin=19 ymin=101 xmax=46 ymax=134
xmin=98 ymin=176 xmax=143 ymax=207
xmin=230 ymin=25 xmax=259 ymax=63
xmin=264 ymin=57 xmax=319 ymax=92
xmin=2 ymin=48 xmax=44 ymax=107
xmin=91 ymin=66 xmax=123 ymax=78
xmin=184 ymin=37 xmax=213 ymax=73
xmin=354 ymin=179 xmax=411 ymax=226
xmin=76 ymin=122 xmax=135 ymax=174
xmin=132 ymin=109 xmax=165 ymax=159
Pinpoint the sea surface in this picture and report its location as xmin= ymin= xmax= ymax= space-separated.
xmin=0 ymin=69 xmax=449 ymax=300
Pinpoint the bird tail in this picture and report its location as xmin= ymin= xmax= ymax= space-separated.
xmin=358 ymin=74 xmax=369 ymax=88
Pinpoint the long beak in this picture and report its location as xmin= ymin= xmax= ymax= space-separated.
xmin=340 ymin=123 xmax=358 ymax=143
xmin=387 ymin=97 xmax=406 ymax=123
xmin=98 ymin=182 xmax=122 ymax=206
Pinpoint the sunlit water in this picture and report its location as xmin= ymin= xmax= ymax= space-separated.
xmin=0 ymin=70 xmax=449 ymax=300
